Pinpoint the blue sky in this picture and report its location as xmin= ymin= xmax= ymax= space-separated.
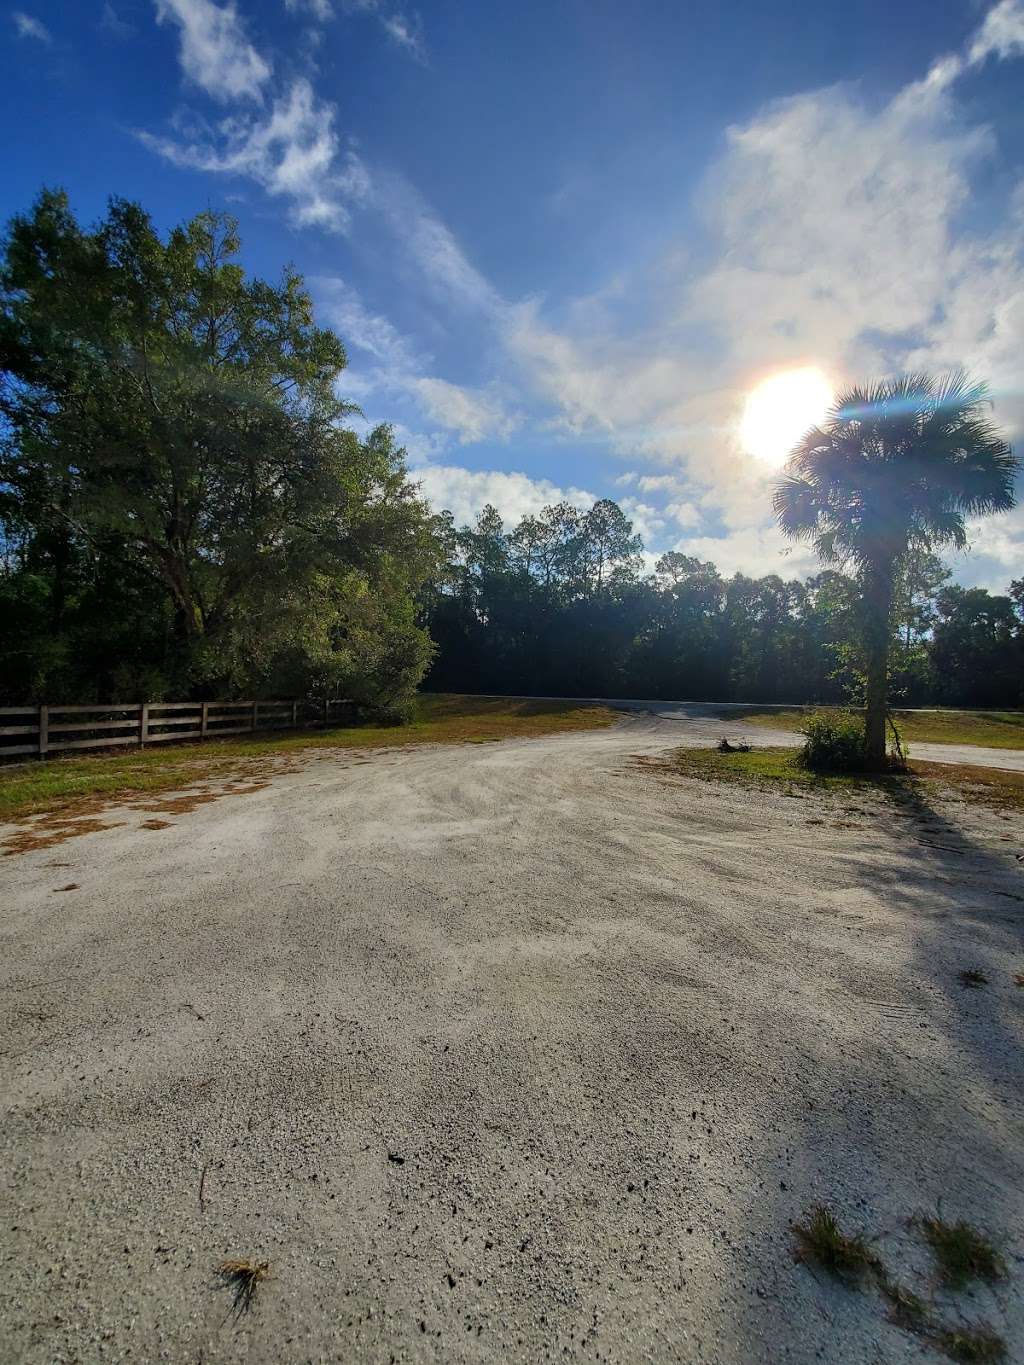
xmin=4 ymin=0 xmax=1024 ymax=587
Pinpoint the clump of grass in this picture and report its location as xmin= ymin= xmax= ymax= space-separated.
xmin=879 ymin=1278 xmax=928 ymax=1332
xmin=919 ymin=1217 xmax=1005 ymax=1289
xmin=958 ymin=970 xmax=990 ymax=989
xmin=217 ymin=1257 xmax=270 ymax=1313
xmin=933 ymin=1324 xmax=1007 ymax=1363
xmin=791 ymin=1205 xmax=880 ymax=1285
xmin=797 ymin=710 xmax=878 ymax=773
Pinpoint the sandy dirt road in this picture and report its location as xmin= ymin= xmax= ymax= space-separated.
xmin=1 ymin=714 xmax=1022 ymax=1363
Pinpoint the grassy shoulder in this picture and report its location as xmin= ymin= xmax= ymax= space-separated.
xmin=663 ymin=745 xmax=1024 ymax=814
xmin=0 ymin=694 xmax=615 ymax=824
xmin=728 ymin=706 xmax=1024 ymax=750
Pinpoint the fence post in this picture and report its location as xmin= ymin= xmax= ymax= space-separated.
xmin=38 ymin=704 xmax=48 ymax=760
xmin=201 ymin=702 xmax=209 ymax=739
xmin=140 ymin=703 xmax=149 ymax=747
xmin=291 ymin=700 xmax=298 ymax=728
xmin=252 ymin=701 xmax=258 ymax=732
xmin=323 ymin=699 xmax=330 ymax=727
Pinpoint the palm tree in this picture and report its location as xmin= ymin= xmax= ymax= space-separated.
xmin=774 ymin=372 xmax=1017 ymax=765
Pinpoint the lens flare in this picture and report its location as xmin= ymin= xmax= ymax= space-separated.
xmin=740 ymin=367 xmax=833 ymax=467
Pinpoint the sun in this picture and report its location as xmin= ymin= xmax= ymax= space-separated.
xmin=740 ymin=367 xmax=833 ymax=467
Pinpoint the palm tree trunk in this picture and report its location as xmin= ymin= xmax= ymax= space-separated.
xmin=862 ymin=558 xmax=895 ymax=767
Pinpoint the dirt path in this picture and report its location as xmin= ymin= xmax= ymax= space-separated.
xmin=1 ymin=716 xmax=1022 ymax=1363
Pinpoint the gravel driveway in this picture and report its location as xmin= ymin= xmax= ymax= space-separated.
xmin=1 ymin=714 xmax=1022 ymax=1363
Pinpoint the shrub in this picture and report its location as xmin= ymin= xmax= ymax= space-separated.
xmin=797 ymin=709 xmax=869 ymax=772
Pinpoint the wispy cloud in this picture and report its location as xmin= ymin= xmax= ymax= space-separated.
xmin=343 ymin=0 xmax=425 ymax=62
xmin=12 ymin=10 xmax=51 ymax=41
xmin=315 ymin=277 xmax=519 ymax=443
xmin=411 ymin=377 xmax=520 ymax=444
xmin=500 ymin=1 xmax=1024 ymax=580
xmin=285 ymin=0 xmax=335 ymax=20
xmin=138 ymin=0 xmax=1023 ymax=581
xmin=154 ymin=0 xmax=271 ymax=102
xmin=101 ymin=2 xmax=135 ymax=38
xmin=141 ymin=78 xmax=368 ymax=230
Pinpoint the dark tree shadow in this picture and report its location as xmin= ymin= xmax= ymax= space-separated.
xmin=727 ymin=772 xmax=1024 ymax=1358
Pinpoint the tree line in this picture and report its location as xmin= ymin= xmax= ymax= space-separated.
xmin=1 ymin=192 xmax=1020 ymax=724
xmin=422 ymin=500 xmax=1023 ymax=709
xmin=1 ymin=193 xmax=440 ymax=713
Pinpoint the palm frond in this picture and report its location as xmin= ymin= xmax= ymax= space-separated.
xmin=775 ymin=369 xmax=1018 ymax=566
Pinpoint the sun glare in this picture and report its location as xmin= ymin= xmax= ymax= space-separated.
xmin=740 ymin=367 xmax=833 ymax=467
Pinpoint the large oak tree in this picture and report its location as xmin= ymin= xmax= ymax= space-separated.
xmin=0 ymin=191 xmax=441 ymax=705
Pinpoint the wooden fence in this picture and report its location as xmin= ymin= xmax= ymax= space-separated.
xmin=0 ymin=699 xmax=356 ymax=761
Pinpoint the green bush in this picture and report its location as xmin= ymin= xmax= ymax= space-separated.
xmin=797 ymin=709 xmax=869 ymax=771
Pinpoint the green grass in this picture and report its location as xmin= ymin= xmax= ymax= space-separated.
xmin=919 ymin=1217 xmax=1006 ymax=1290
xmin=728 ymin=707 xmax=1024 ymax=750
xmin=789 ymin=1204 xmax=1010 ymax=1364
xmin=0 ymin=694 xmax=615 ymax=824
xmin=663 ymin=745 xmax=1024 ymax=814
xmin=791 ymin=1206 xmax=881 ymax=1285
xmin=933 ymin=1325 xmax=1007 ymax=1363
xmin=665 ymin=745 xmax=884 ymax=794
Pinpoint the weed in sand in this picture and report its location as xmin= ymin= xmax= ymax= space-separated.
xmin=217 ymin=1257 xmax=270 ymax=1314
xmin=919 ymin=1217 xmax=1005 ymax=1289
xmin=1014 ymin=974 xmax=1024 ymax=988
xmin=958 ymin=970 xmax=989 ymax=989
xmin=879 ymin=1278 xmax=929 ymax=1332
xmin=791 ymin=1206 xmax=880 ymax=1285
xmin=933 ymin=1324 xmax=1007 ymax=1363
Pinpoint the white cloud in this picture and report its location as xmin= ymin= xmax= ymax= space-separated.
xmin=410 ymin=378 xmax=519 ymax=444
xmin=617 ymin=497 xmax=666 ymax=544
xmin=414 ymin=466 xmax=595 ymax=528
xmin=371 ymin=174 xmax=500 ymax=315
xmin=314 ymin=277 xmax=519 ymax=444
xmin=343 ymin=0 xmax=426 ymax=62
xmin=285 ymin=0 xmax=334 ymax=19
xmin=138 ymin=0 xmax=1023 ymax=581
xmin=315 ymin=276 xmax=420 ymax=373
xmin=141 ymin=79 xmax=368 ymax=230
xmin=12 ymin=10 xmax=51 ymax=41
xmin=155 ymin=0 xmax=271 ymax=102
xmin=101 ymin=2 xmax=134 ymax=38
xmin=676 ymin=526 xmax=820 ymax=581
xmin=378 ymin=11 xmax=423 ymax=60
xmin=501 ymin=2 xmax=1024 ymax=578
xmin=666 ymin=500 xmax=701 ymax=530
xmin=969 ymin=0 xmax=1024 ymax=65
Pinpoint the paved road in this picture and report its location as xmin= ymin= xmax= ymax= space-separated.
xmin=1 ymin=714 xmax=1022 ymax=1363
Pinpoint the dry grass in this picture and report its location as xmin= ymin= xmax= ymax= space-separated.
xmin=0 ymin=695 xmax=615 ymax=829
xmin=910 ymin=760 xmax=1024 ymax=815
xmin=216 ymin=1257 xmax=270 ymax=1314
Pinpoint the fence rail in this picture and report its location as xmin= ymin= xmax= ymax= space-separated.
xmin=0 ymin=699 xmax=356 ymax=761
